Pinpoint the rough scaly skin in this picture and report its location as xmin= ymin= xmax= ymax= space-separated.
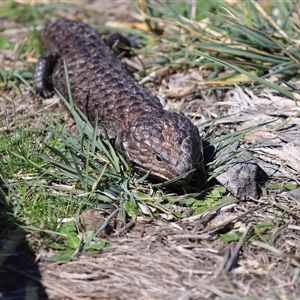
xmin=33 ymin=18 xmax=201 ymax=184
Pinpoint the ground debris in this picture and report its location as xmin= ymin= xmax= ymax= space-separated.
xmin=1 ymin=5 xmax=300 ymax=300
xmin=215 ymin=141 xmax=260 ymax=200
xmin=38 ymin=216 xmax=300 ymax=300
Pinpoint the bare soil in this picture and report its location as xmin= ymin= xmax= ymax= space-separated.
xmin=1 ymin=1 xmax=300 ymax=300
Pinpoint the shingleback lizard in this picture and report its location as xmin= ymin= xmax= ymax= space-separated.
xmin=33 ymin=18 xmax=202 ymax=184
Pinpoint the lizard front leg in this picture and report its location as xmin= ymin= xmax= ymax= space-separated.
xmin=33 ymin=51 xmax=58 ymax=98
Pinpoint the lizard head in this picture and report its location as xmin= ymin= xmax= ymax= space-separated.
xmin=121 ymin=113 xmax=201 ymax=185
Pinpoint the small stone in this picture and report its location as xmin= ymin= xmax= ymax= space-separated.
xmin=216 ymin=141 xmax=260 ymax=200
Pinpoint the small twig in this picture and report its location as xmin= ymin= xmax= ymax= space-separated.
xmin=224 ymin=222 xmax=253 ymax=272
xmin=192 ymin=199 xmax=238 ymax=226
xmin=169 ymin=234 xmax=211 ymax=240
xmin=196 ymin=205 xmax=265 ymax=234
xmin=288 ymin=225 xmax=300 ymax=231
xmin=113 ymin=220 xmax=135 ymax=236
xmin=211 ymin=247 xmax=231 ymax=280
xmin=250 ymin=240 xmax=282 ymax=255
xmin=189 ymin=0 xmax=197 ymax=20
xmin=269 ymin=198 xmax=300 ymax=222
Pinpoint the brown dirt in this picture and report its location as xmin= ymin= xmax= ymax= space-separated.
xmin=0 ymin=1 xmax=300 ymax=300
xmin=38 ymin=208 xmax=300 ymax=300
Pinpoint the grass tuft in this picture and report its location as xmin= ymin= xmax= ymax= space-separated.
xmin=137 ymin=0 xmax=300 ymax=101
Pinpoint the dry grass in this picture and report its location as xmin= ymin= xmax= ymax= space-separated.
xmin=0 ymin=1 xmax=300 ymax=300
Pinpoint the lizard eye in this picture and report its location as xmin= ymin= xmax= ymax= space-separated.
xmin=154 ymin=154 xmax=163 ymax=164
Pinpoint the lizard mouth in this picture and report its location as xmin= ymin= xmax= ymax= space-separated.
xmin=132 ymin=164 xmax=193 ymax=185
xmin=133 ymin=164 xmax=170 ymax=181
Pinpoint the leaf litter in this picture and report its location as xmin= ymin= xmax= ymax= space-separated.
xmin=0 ymin=1 xmax=300 ymax=300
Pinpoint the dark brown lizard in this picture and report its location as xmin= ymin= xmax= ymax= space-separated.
xmin=33 ymin=18 xmax=202 ymax=184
